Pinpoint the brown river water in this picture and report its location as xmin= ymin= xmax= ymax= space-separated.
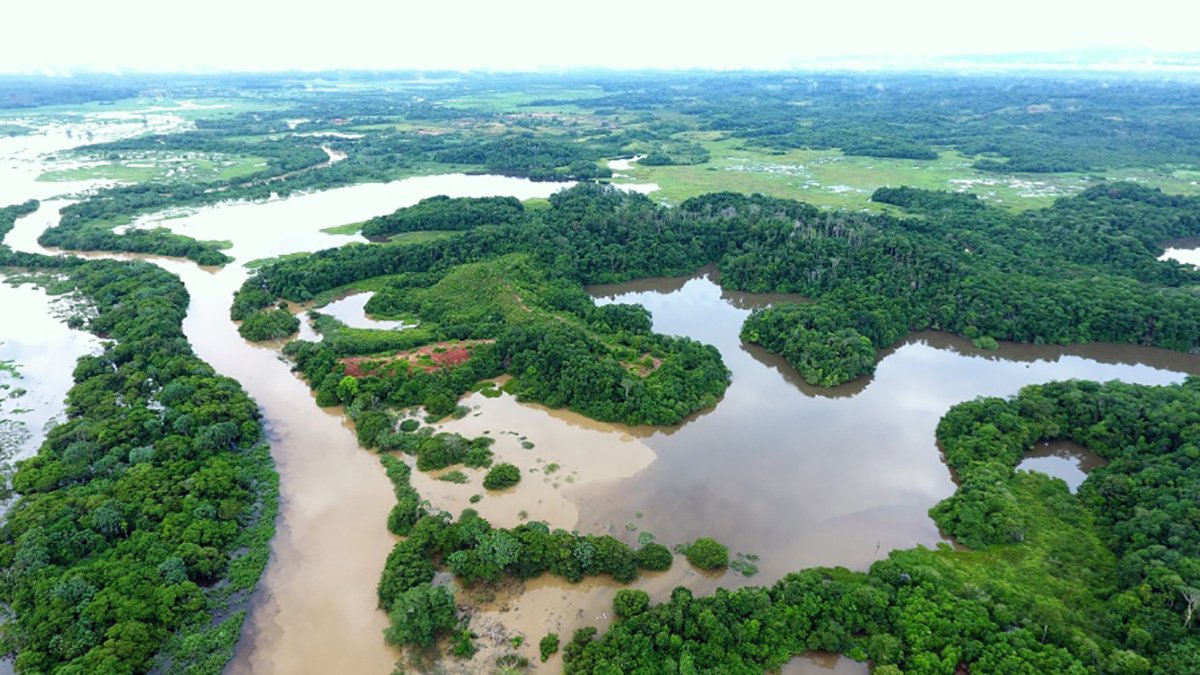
xmin=3 ymin=119 xmax=1200 ymax=673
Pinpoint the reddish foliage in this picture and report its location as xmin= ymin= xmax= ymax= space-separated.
xmin=336 ymin=340 xmax=492 ymax=377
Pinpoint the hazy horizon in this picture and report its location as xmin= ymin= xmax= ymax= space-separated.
xmin=6 ymin=0 xmax=1200 ymax=75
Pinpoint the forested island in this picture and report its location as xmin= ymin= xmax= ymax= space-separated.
xmin=1 ymin=70 xmax=1200 ymax=675
xmin=0 ymin=208 xmax=278 ymax=673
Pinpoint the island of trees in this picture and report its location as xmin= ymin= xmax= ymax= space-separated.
xmin=0 ymin=214 xmax=278 ymax=674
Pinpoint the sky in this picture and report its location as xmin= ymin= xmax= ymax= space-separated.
xmin=5 ymin=0 xmax=1200 ymax=74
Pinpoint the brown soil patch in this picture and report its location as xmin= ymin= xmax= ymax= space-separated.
xmin=338 ymin=339 xmax=494 ymax=377
xmin=619 ymin=352 xmax=663 ymax=377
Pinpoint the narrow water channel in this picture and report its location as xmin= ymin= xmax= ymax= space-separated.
xmin=4 ymin=173 xmax=579 ymax=674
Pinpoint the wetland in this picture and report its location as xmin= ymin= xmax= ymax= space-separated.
xmin=4 ymin=72 xmax=1200 ymax=675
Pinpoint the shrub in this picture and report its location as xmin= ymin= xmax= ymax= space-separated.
xmin=238 ymin=308 xmax=299 ymax=341
xmin=382 ymin=583 xmax=457 ymax=647
xmin=684 ymin=538 xmax=728 ymax=570
xmin=635 ymin=543 xmax=673 ymax=571
xmin=483 ymin=463 xmax=521 ymax=490
xmin=613 ymin=589 xmax=650 ymax=617
xmin=540 ymin=633 xmax=560 ymax=662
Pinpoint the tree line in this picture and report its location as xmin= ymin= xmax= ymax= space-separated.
xmin=243 ymin=181 xmax=1200 ymax=388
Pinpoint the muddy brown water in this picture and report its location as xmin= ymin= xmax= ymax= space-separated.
xmin=578 ymin=268 xmax=1196 ymax=583
xmin=417 ymin=268 xmax=1200 ymax=672
xmin=3 ymin=173 xmax=581 ymax=674
xmin=4 ymin=121 xmax=1200 ymax=674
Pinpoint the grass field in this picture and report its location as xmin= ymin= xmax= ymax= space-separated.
xmin=439 ymin=87 xmax=606 ymax=113
xmin=614 ymin=134 xmax=1200 ymax=211
xmin=384 ymin=230 xmax=460 ymax=245
xmin=320 ymin=221 xmax=366 ymax=235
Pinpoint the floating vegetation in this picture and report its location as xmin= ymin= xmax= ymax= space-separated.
xmin=437 ymin=470 xmax=469 ymax=484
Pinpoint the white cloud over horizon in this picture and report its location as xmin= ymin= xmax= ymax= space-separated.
xmin=5 ymin=0 xmax=1200 ymax=74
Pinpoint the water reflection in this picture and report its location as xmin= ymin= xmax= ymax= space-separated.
xmin=782 ymin=652 xmax=869 ymax=675
xmin=577 ymin=270 xmax=1198 ymax=587
xmin=1161 ymin=236 xmax=1200 ymax=268
xmin=0 ymin=282 xmax=100 ymax=462
xmin=317 ymin=292 xmax=413 ymax=330
xmin=1017 ymin=440 xmax=1107 ymax=493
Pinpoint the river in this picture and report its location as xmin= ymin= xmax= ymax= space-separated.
xmin=3 ymin=121 xmax=1200 ymax=674
xmin=2 ymin=163 xmax=587 ymax=673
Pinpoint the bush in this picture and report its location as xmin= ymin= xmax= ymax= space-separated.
xmin=382 ymin=583 xmax=457 ymax=648
xmin=972 ymin=335 xmax=999 ymax=350
xmin=613 ymin=589 xmax=650 ymax=617
xmin=400 ymin=419 xmax=420 ymax=432
xmin=237 ymin=308 xmax=299 ymax=341
xmin=635 ymin=543 xmax=673 ymax=571
xmin=424 ymin=391 xmax=457 ymax=419
xmin=540 ymin=632 xmax=560 ymax=662
xmin=483 ymin=463 xmax=521 ymax=490
xmin=684 ymin=538 xmax=728 ymax=570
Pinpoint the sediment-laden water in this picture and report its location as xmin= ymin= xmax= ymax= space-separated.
xmin=3 ymin=120 xmax=1199 ymax=674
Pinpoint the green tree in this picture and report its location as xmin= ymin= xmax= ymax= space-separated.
xmin=383 ymin=583 xmax=457 ymax=648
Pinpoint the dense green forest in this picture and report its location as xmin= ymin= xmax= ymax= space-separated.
xmin=37 ymin=71 xmax=1200 ymax=266
xmin=360 ymin=195 xmax=525 ymax=238
xmin=0 ymin=213 xmax=277 ymax=673
xmin=281 ymin=253 xmax=729 ymax=426
xmin=243 ymin=181 xmax=1200 ymax=388
xmin=564 ymin=379 xmax=1200 ymax=674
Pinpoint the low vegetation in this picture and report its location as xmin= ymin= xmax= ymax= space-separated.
xmin=482 ymin=463 xmax=520 ymax=490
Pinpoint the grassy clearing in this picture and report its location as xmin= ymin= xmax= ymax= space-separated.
xmin=243 ymin=251 xmax=312 ymax=269
xmin=320 ymin=221 xmax=367 ymax=235
xmin=619 ymin=135 xmax=1200 ymax=212
xmin=386 ymin=230 xmax=459 ymax=245
xmin=521 ymin=197 xmax=552 ymax=211
xmin=440 ymin=87 xmax=605 ymax=113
